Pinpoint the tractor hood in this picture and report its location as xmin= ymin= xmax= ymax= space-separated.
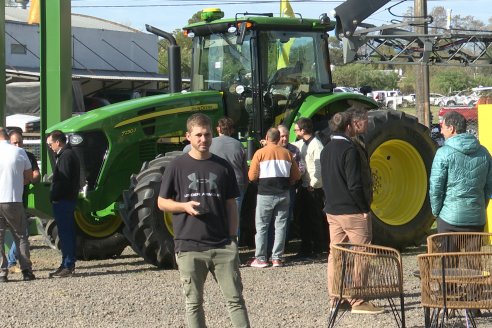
xmin=47 ymin=90 xmax=223 ymax=134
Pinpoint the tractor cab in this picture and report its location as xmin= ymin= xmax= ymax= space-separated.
xmin=184 ymin=10 xmax=335 ymax=139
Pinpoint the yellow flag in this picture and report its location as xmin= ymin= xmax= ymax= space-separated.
xmin=278 ymin=0 xmax=295 ymax=68
xmin=28 ymin=0 xmax=41 ymax=25
xmin=280 ymin=0 xmax=294 ymax=18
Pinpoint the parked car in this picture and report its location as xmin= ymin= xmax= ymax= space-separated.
xmin=333 ymin=86 xmax=361 ymax=94
xmin=402 ymin=93 xmax=443 ymax=106
xmin=438 ymin=91 xmax=463 ymax=107
xmin=429 ymin=93 xmax=445 ymax=105
xmin=6 ymin=114 xmax=40 ymax=133
xmin=439 ymin=89 xmax=489 ymax=107
xmin=371 ymin=90 xmax=403 ymax=108
xmin=402 ymin=93 xmax=415 ymax=106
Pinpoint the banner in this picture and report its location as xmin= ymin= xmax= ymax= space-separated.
xmin=280 ymin=0 xmax=294 ymax=18
xmin=28 ymin=0 xmax=40 ymax=25
xmin=278 ymin=0 xmax=295 ymax=68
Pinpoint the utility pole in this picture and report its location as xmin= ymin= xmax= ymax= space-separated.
xmin=414 ymin=0 xmax=430 ymax=127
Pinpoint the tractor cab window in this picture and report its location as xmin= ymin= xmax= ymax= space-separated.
xmin=258 ymin=30 xmax=331 ymax=126
xmin=261 ymin=31 xmax=330 ymax=92
xmin=191 ymin=33 xmax=252 ymax=92
xmin=191 ymin=33 xmax=253 ymax=131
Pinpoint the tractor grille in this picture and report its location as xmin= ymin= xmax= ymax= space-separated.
xmin=139 ymin=140 xmax=157 ymax=162
xmin=71 ymin=131 xmax=108 ymax=191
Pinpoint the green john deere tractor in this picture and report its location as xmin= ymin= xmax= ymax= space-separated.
xmin=30 ymin=9 xmax=436 ymax=268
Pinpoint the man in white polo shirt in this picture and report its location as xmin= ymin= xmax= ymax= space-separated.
xmin=0 ymin=127 xmax=35 ymax=282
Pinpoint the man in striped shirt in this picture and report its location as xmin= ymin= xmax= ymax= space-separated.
xmin=248 ymin=128 xmax=301 ymax=268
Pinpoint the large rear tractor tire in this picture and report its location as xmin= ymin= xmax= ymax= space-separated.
xmin=120 ymin=152 xmax=182 ymax=269
xmin=365 ymin=110 xmax=437 ymax=249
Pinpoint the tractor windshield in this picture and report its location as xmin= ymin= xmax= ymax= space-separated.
xmin=190 ymin=27 xmax=332 ymax=135
xmin=259 ymin=30 xmax=331 ymax=93
xmin=258 ymin=30 xmax=331 ymax=127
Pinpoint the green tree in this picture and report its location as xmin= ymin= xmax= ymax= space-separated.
xmin=328 ymin=36 xmax=343 ymax=66
xmin=332 ymin=63 xmax=399 ymax=90
xmin=428 ymin=6 xmax=448 ymax=33
xmin=399 ymin=68 xmax=416 ymax=94
xmin=158 ymin=11 xmax=202 ymax=79
xmin=432 ymin=68 xmax=472 ymax=94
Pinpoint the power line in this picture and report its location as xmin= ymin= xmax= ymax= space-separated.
xmin=71 ymin=0 xmax=343 ymax=8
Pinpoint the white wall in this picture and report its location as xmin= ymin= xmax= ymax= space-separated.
xmin=72 ymin=27 xmax=158 ymax=72
xmin=5 ymin=22 xmax=39 ymax=69
xmin=5 ymin=21 xmax=158 ymax=73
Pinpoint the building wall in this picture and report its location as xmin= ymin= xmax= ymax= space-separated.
xmin=5 ymin=21 xmax=158 ymax=73
xmin=72 ymin=27 xmax=158 ymax=72
xmin=5 ymin=21 xmax=39 ymax=69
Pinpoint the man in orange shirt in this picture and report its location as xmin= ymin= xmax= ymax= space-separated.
xmin=248 ymin=128 xmax=300 ymax=268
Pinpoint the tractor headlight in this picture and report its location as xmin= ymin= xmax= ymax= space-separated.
xmin=69 ymin=134 xmax=84 ymax=145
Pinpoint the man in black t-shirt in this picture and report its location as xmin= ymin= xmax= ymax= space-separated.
xmin=321 ymin=112 xmax=383 ymax=315
xmin=158 ymin=113 xmax=250 ymax=328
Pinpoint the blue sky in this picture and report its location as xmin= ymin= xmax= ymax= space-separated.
xmin=70 ymin=0 xmax=491 ymax=33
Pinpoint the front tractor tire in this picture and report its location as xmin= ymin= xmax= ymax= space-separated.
xmin=365 ymin=110 xmax=437 ymax=249
xmin=120 ymin=152 xmax=182 ymax=269
xmin=45 ymin=218 xmax=128 ymax=260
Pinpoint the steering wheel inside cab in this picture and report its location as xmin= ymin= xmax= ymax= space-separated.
xmin=263 ymin=62 xmax=303 ymax=109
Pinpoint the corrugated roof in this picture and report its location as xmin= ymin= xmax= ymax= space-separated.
xmin=72 ymin=68 xmax=168 ymax=81
xmin=5 ymin=7 xmax=141 ymax=33
xmin=6 ymin=67 xmax=171 ymax=82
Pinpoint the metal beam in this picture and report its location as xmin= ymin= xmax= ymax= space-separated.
xmin=343 ymin=33 xmax=492 ymax=67
xmin=334 ymin=0 xmax=492 ymax=68
xmin=40 ymin=1 xmax=72 ymax=175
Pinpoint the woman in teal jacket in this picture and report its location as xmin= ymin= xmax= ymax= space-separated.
xmin=429 ymin=111 xmax=492 ymax=232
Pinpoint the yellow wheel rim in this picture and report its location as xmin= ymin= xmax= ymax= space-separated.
xmin=163 ymin=211 xmax=174 ymax=236
xmin=74 ymin=210 xmax=122 ymax=238
xmin=370 ymin=140 xmax=427 ymax=226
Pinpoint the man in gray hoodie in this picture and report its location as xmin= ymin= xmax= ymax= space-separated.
xmin=430 ymin=111 xmax=492 ymax=233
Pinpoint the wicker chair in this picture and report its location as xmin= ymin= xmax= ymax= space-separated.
xmin=328 ymin=243 xmax=405 ymax=328
xmin=418 ymin=252 xmax=492 ymax=327
xmin=427 ymin=232 xmax=492 ymax=254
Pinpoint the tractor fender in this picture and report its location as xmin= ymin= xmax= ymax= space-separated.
xmin=285 ymin=93 xmax=377 ymax=141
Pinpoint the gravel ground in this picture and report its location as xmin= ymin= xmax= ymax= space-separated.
xmin=1 ymin=236 xmax=491 ymax=328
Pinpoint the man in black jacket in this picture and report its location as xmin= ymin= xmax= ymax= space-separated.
xmin=47 ymin=130 xmax=81 ymax=278
xmin=321 ymin=112 xmax=383 ymax=315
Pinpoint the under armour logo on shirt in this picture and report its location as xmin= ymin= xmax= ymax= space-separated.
xmin=188 ymin=173 xmax=218 ymax=191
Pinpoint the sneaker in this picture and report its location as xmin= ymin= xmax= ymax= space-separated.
xmin=351 ymin=302 xmax=384 ymax=314
xmin=48 ymin=266 xmax=64 ymax=278
xmin=249 ymin=259 xmax=269 ymax=268
xmin=49 ymin=267 xmax=75 ymax=278
xmin=0 ymin=276 xmax=8 ymax=283
xmin=8 ymin=265 xmax=21 ymax=274
xmin=330 ymin=300 xmax=351 ymax=312
xmin=22 ymin=270 xmax=36 ymax=281
xmin=272 ymin=259 xmax=283 ymax=267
